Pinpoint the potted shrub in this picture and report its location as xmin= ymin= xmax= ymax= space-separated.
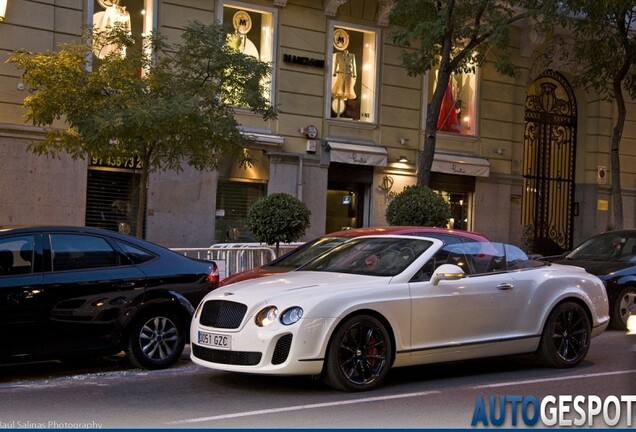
xmin=385 ymin=185 xmax=451 ymax=227
xmin=246 ymin=193 xmax=311 ymax=255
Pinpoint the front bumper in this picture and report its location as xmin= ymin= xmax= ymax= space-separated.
xmin=190 ymin=316 xmax=337 ymax=376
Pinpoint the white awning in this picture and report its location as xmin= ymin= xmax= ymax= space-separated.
xmin=432 ymin=153 xmax=490 ymax=177
xmin=327 ymin=142 xmax=388 ymax=167
xmin=243 ymin=132 xmax=284 ymax=146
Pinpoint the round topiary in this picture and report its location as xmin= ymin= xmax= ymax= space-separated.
xmin=246 ymin=193 xmax=311 ymax=253
xmin=385 ymin=185 xmax=451 ymax=227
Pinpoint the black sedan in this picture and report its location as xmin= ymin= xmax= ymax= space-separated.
xmin=0 ymin=226 xmax=218 ymax=369
xmin=550 ymin=229 xmax=636 ymax=330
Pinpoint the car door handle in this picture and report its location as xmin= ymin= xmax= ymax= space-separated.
xmin=497 ymin=283 xmax=514 ymax=290
xmin=115 ymin=282 xmax=136 ymax=288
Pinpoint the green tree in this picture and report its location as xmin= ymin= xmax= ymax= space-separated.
xmin=7 ymin=22 xmax=276 ymax=238
xmin=558 ymin=1 xmax=636 ymax=229
xmin=246 ymin=193 xmax=311 ymax=255
xmin=389 ymin=0 xmax=556 ymax=186
xmin=386 ymin=185 xmax=451 ymax=227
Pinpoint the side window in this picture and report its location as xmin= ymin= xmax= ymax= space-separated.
xmin=411 ymin=244 xmax=462 ymax=282
xmin=328 ymin=24 xmax=378 ymax=123
xmin=0 ymin=236 xmax=35 ymax=276
xmin=50 ymin=234 xmax=120 ymax=271
xmin=504 ymin=244 xmax=530 ymax=270
xmin=115 ymin=240 xmax=155 ymax=264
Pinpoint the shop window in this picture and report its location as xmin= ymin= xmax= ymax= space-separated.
xmin=91 ymin=0 xmax=155 ymax=59
xmin=437 ymin=191 xmax=472 ymax=231
xmin=429 ymin=70 xmax=478 ymax=135
xmin=430 ymin=172 xmax=475 ymax=231
xmin=222 ymin=3 xmax=274 ymax=103
xmin=328 ymin=24 xmax=378 ymax=123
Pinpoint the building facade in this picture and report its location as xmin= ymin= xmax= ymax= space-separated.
xmin=0 ymin=0 xmax=635 ymax=251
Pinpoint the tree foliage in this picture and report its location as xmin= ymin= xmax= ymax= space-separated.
xmin=246 ymin=193 xmax=311 ymax=254
xmin=385 ymin=185 xmax=451 ymax=227
xmin=389 ymin=0 xmax=556 ymax=186
xmin=7 ymin=22 xmax=276 ymax=237
xmin=558 ymin=1 xmax=636 ymax=229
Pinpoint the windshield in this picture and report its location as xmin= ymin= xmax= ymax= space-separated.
xmin=567 ymin=233 xmax=636 ymax=262
xmin=299 ymin=237 xmax=433 ymax=277
xmin=269 ymin=236 xmax=347 ymax=268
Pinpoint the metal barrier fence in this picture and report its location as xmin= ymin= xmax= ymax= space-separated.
xmin=171 ymin=243 xmax=303 ymax=280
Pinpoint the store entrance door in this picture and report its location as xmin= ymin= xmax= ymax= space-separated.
xmin=326 ymin=163 xmax=372 ymax=233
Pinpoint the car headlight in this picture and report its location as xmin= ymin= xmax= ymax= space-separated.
xmin=280 ymin=307 xmax=303 ymax=325
xmin=255 ymin=306 xmax=278 ymax=327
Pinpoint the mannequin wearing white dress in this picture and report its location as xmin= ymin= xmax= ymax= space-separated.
xmin=93 ymin=4 xmax=131 ymax=58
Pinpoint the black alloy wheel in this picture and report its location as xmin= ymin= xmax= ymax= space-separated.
xmin=323 ymin=315 xmax=391 ymax=391
xmin=126 ymin=311 xmax=186 ymax=369
xmin=538 ymin=301 xmax=591 ymax=368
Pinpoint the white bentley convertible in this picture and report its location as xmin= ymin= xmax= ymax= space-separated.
xmin=190 ymin=235 xmax=609 ymax=391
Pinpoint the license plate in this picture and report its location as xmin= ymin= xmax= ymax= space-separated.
xmin=197 ymin=331 xmax=231 ymax=350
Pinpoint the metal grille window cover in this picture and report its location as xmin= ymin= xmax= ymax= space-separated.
xmin=85 ymin=169 xmax=145 ymax=236
xmin=522 ymin=70 xmax=577 ymax=255
xmin=192 ymin=344 xmax=262 ymax=366
xmin=215 ymin=180 xmax=266 ymax=243
xmin=200 ymin=300 xmax=248 ymax=329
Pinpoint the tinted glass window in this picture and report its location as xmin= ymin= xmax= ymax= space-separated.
xmin=115 ymin=240 xmax=155 ymax=264
xmin=0 ymin=235 xmax=35 ymax=276
xmin=50 ymin=234 xmax=120 ymax=271
xmin=567 ymin=233 xmax=636 ymax=262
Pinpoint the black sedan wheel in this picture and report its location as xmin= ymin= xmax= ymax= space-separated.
xmin=611 ymin=286 xmax=636 ymax=330
xmin=538 ymin=302 xmax=591 ymax=368
xmin=323 ymin=315 xmax=391 ymax=391
xmin=126 ymin=311 xmax=185 ymax=369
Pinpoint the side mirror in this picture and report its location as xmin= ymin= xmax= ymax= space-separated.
xmin=431 ymin=264 xmax=465 ymax=286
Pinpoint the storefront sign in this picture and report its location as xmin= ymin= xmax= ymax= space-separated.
xmin=283 ymin=53 xmax=325 ymax=68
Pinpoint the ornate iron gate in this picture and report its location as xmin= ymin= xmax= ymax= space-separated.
xmin=522 ymin=70 xmax=577 ymax=256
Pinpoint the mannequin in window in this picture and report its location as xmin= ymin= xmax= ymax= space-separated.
xmin=93 ymin=1 xmax=132 ymax=58
xmin=332 ymin=49 xmax=357 ymax=100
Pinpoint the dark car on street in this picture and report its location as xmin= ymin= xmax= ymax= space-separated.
xmin=219 ymin=226 xmax=489 ymax=286
xmin=549 ymin=230 xmax=636 ymax=330
xmin=0 ymin=226 xmax=219 ymax=369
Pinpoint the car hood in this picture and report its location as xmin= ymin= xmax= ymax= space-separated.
xmin=553 ymin=259 xmax=633 ymax=277
xmin=219 ymin=266 xmax=291 ymax=287
xmin=208 ymin=271 xmax=387 ymax=305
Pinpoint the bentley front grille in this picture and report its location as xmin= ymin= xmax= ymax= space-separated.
xmin=200 ymin=300 xmax=247 ymax=329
